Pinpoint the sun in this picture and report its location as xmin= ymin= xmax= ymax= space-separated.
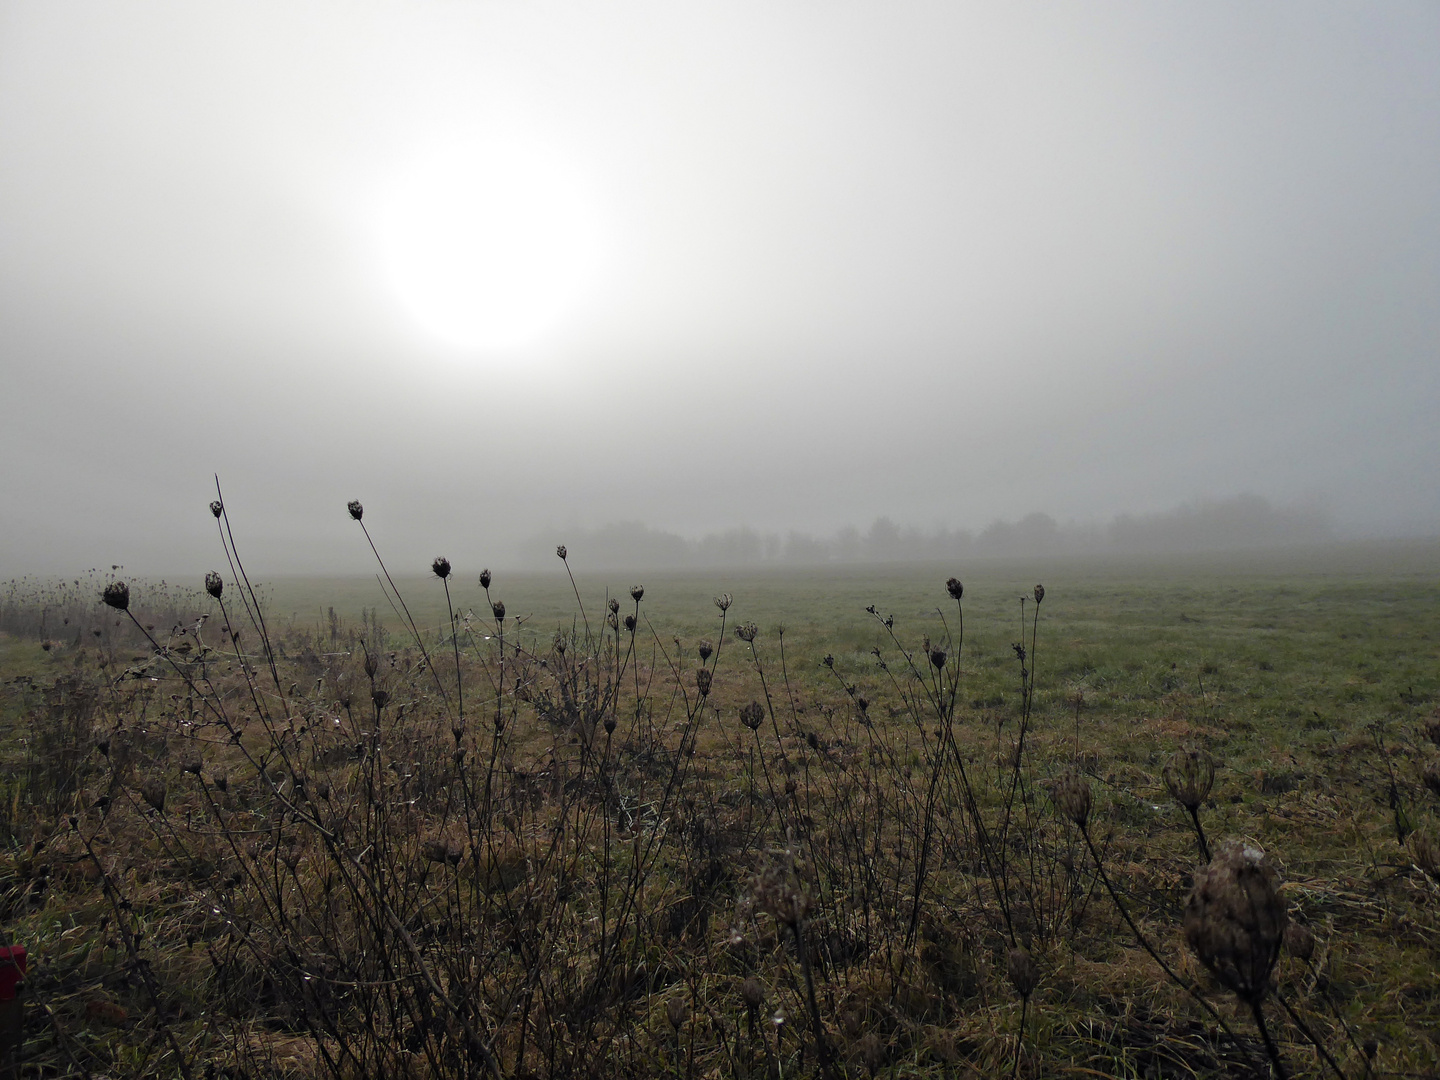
xmin=376 ymin=136 xmax=602 ymax=351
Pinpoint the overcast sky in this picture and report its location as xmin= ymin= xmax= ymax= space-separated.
xmin=2 ymin=1 xmax=1436 ymax=576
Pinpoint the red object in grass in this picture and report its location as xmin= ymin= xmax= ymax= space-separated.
xmin=0 ymin=948 xmax=25 ymax=1000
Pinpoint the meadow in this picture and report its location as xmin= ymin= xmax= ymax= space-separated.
xmin=0 ymin=529 xmax=1437 ymax=1079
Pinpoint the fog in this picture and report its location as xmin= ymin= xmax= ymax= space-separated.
xmin=1 ymin=3 xmax=1436 ymax=577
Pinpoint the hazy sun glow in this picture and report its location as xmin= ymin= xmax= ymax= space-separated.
xmin=377 ymin=136 xmax=602 ymax=351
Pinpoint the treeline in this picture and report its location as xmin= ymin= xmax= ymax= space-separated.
xmin=517 ymin=494 xmax=1331 ymax=569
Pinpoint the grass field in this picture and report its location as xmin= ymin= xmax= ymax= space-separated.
xmin=0 ymin=539 xmax=1437 ymax=1078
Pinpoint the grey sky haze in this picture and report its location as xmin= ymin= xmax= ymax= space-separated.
xmin=1 ymin=2 xmax=1436 ymax=575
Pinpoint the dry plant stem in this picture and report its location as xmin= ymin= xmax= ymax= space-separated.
xmin=1078 ymin=824 xmax=1254 ymax=1071
xmin=1012 ymin=995 xmax=1029 ymax=1080
xmin=213 ymin=476 xmax=284 ymax=701
xmin=1251 ymin=1000 xmax=1289 ymax=1080
xmin=1190 ymin=805 xmax=1213 ymax=863
xmin=442 ymin=575 xmax=463 ymax=728
xmin=1274 ymin=991 xmax=1348 ymax=1080
xmin=791 ymin=920 xmax=837 ymax=1080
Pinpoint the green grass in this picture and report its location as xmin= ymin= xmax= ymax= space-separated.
xmin=1 ymin=540 xmax=1438 ymax=1078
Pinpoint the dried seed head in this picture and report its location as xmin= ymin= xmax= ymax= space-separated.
xmin=491 ymin=601 xmax=506 ymax=621
xmin=630 ymin=585 xmax=644 ymax=602
xmin=204 ymin=571 xmax=223 ymax=599
xmin=102 ymin=582 xmax=130 ymax=612
xmin=739 ymin=702 xmax=765 ymax=731
xmin=736 ymin=623 xmax=758 ymax=642
xmin=140 ymin=777 xmax=167 ymax=814
xmin=666 ymin=997 xmax=688 ymax=1030
xmin=347 ymin=500 xmax=363 ymax=521
xmin=1283 ymin=922 xmax=1315 ymax=963
xmin=945 ymin=577 xmax=964 ymax=601
xmin=1183 ymin=841 xmax=1287 ymax=1004
xmin=695 ymin=669 xmax=713 ymax=697
xmin=1033 ymin=584 xmax=1045 ymax=604
xmin=182 ymin=756 xmax=203 ymax=776
xmin=752 ymin=857 xmax=812 ymax=927
xmin=432 ymin=557 xmax=451 ymax=580
xmin=209 ymin=500 xmax=224 ymax=519
xmin=740 ymin=976 xmax=766 ymax=1008
xmin=479 ymin=568 xmax=492 ymax=589
xmin=928 ymin=648 xmax=946 ymax=669
xmin=1052 ymin=769 xmax=1093 ymax=828
xmin=1007 ymin=946 xmax=1039 ymax=1000
xmin=608 ymin=598 xmax=620 ymax=614
xmin=714 ymin=593 xmax=732 ymax=612
xmin=371 ymin=688 xmax=391 ymax=710
xmin=698 ymin=640 xmax=713 ymax=661
xmin=212 ymin=773 xmax=228 ymax=793
xmin=1163 ymin=746 xmax=1217 ymax=812
xmin=603 ymin=716 xmax=617 ymax=735
xmin=556 ymin=545 xmax=567 ymax=560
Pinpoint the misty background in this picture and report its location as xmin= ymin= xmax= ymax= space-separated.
xmin=1 ymin=3 xmax=1437 ymax=577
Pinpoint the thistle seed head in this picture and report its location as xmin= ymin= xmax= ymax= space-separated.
xmin=556 ymin=545 xmax=567 ymax=560
xmin=209 ymin=500 xmax=224 ymax=519
xmin=1033 ymin=584 xmax=1045 ymax=604
xmin=205 ymin=571 xmax=223 ymax=599
xmin=1007 ymin=946 xmax=1039 ymax=1000
xmin=347 ymin=500 xmax=363 ymax=521
xmin=1163 ymin=746 xmax=1217 ymax=812
xmin=1052 ymin=768 xmax=1093 ymax=828
xmin=630 ymin=585 xmax=644 ymax=602
xmin=491 ymin=601 xmax=506 ymax=621
xmin=946 ymin=577 xmax=964 ymax=601
xmin=479 ymin=568 xmax=492 ymax=589
xmin=102 ymin=582 xmax=130 ymax=612
xmin=1183 ymin=841 xmax=1287 ymax=1004
xmin=432 ymin=557 xmax=451 ymax=580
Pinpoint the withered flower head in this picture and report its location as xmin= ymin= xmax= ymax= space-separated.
xmin=928 ymin=648 xmax=947 ymax=669
xmin=740 ymin=976 xmax=766 ymax=1008
xmin=347 ymin=500 xmax=363 ymax=521
xmin=363 ymin=651 xmax=379 ymax=679
xmin=140 ymin=777 xmax=167 ymax=814
xmin=102 ymin=581 xmax=130 ymax=612
xmin=946 ymin=577 xmax=964 ymax=601
xmin=556 ymin=544 xmax=567 ymax=560
xmin=1183 ymin=841 xmax=1287 ymax=1004
xmin=698 ymin=640 xmax=713 ymax=662
xmin=608 ymin=597 xmax=620 ymax=614
xmin=623 ymin=614 xmax=636 ymax=632
xmin=739 ymin=701 xmax=765 ymax=731
xmin=491 ymin=601 xmax=506 ymax=621
xmin=736 ymin=622 xmax=758 ymax=642
xmin=209 ymin=500 xmax=223 ymax=519
xmin=1052 ymin=768 xmax=1093 ymax=828
xmin=1033 ymin=584 xmax=1045 ymax=604
xmin=432 ymin=557 xmax=451 ymax=580
xmin=666 ymin=997 xmax=688 ymax=1030
xmin=479 ymin=568 xmax=492 ymax=589
xmin=371 ymin=688 xmax=391 ymax=710
xmin=1163 ymin=746 xmax=1217 ymax=812
xmin=205 ymin=571 xmax=223 ymax=599
xmin=182 ymin=756 xmax=203 ymax=776
xmin=714 ymin=593 xmax=732 ymax=612
xmin=752 ymin=855 xmax=812 ymax=927
xmin=1283 ymin=922 xmax=1315 ymax=962
xmin=695 ymin=669 xmax=713 ymax=697
xmin=1007 ymin=946 xmax=1039 ymax=1000
xmin=630 ymin=585 xmax=644 ymax=602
